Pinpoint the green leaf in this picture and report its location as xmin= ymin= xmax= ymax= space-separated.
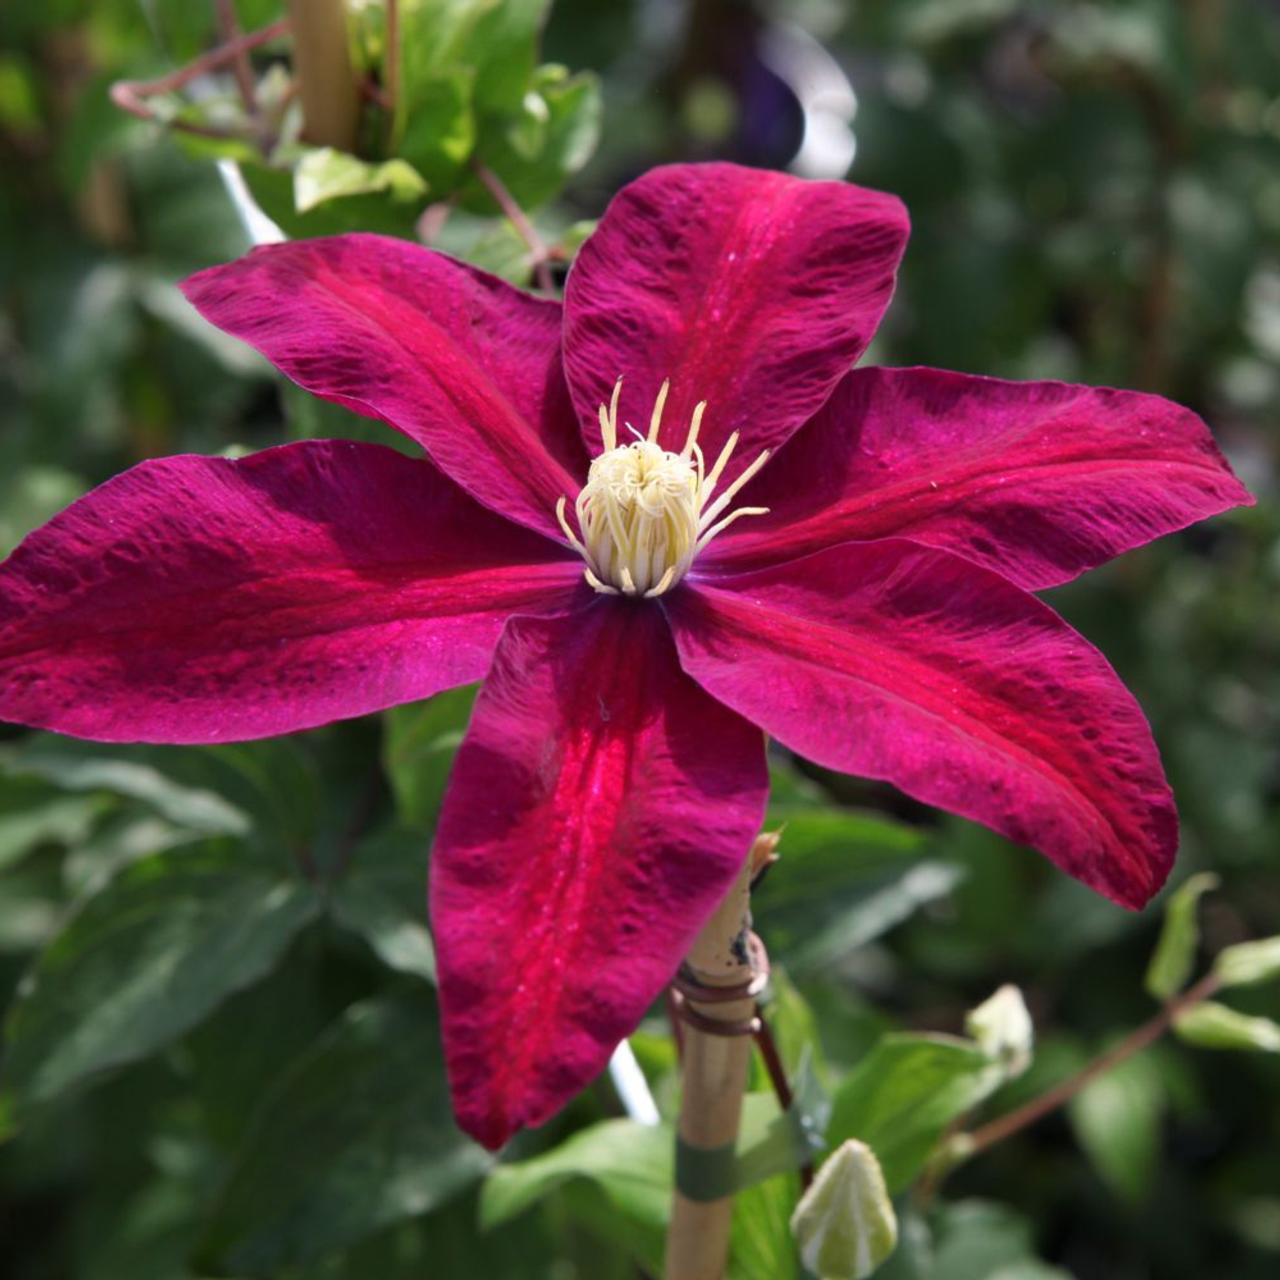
xmin=197 ymin=991 xmax=490 ymax=1274
xmin=330 ymin=826 xmax=435 ymax=983
xmin=1173 ymin=1002 xmax=1280 ymax=1053
xmin=396 ymin=70 xmax=476 ymax=192
xmin=558 ymin=218 xmax=598 ymax=260
xmin=928 ymin=1200 xmax=1067 ymax=1280
xmin=1068 ymin=1051 xmax=1164 ymax=1201
xmin=750 ymin=801 xmax=938 ymax=965
xmin=482 ymin=1093 xmax=811 ymax=1272
xmin=0 ymin=787 xmax=108 ymax=873
xmin=391 ymin=0 xmax=486 ymax=190
xmin=753 ymin=967 xmax=830 ymax=1093
xmin=1144 ymin=872 xmax=1219 ymax=1000
xmin=1 ymin=845 xmax=320 ymax=1113
xmin=293 ymin=147 xmax=427 ymax=214
xmin=2 ymin=736 xmax=250 ymax=838
xmin=480 ymin=1118 xmax=672 ymax=1232
xmin=240 ymin=163 xmax=423 ymax=241
xmin=788 ymin=862 xmax=964 ymax=972
xmin=465 ymin=68 xmax=601 ymax=213
xmin=1213 ymin=936 xmax=1280 ymax=989
xmin=0 ymin=464 xmax=86 ymax=554
xmin=465 ymin=218 xmax=536 ymax=283
xmin=730 ymin=1172 xmax=802 ymax=1280
xmin=469 ymin=0 xmax=553 ymax=115
xmin=382 ymin=686 xmax=478 ymax=829
xmin=736 ymin=1090 xmax=826 ymax=1190
xmin=825 ymin=1034 xmax=1000 ymax=1192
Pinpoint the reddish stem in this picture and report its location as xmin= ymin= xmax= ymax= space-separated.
xmin=214 ymin=0 xmax=258 ymax=118
xmin=110 ymin=17 xmax=290 ymax=140
xmin=964 ymin=970 xmax=1222 ymax=1156
xmin=753 ymin=1010 xmax=814 ymax=1191
xmin=471 ymin=160 xmax=556 ymax=294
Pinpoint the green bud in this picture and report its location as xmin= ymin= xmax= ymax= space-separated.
xmin=1213 ymin=937 xmax=1280 ymax=989
xmin=966 ymin=984 xmax=1033 ymax=1077
xmin=1145 ymin=872 xmax=1219 ymax=1001
xmin=1173 ymin=1002 xmax=1280 ymax=1053
xmin=790 ymin=1139 xmax=898 ymax=1280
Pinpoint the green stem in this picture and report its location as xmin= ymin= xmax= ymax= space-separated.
xmin=287 ymin=0 xmax=361 ymax=151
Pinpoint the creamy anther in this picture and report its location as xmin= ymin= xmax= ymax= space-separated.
xmin=556 ymin=379 xmax=770 ymax=597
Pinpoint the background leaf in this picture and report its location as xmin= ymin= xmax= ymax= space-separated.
xmin=1 ymin=845 xmax=320 ymax=1113
xmin=197 ymin=991 xmax=490 ymax=1275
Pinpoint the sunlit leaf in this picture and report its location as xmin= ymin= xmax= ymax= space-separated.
xmin=825 ymin=1034 xmax=999 ymax=1192
xmin=1213 ymin=937 xmax=1280 ymax=989
xmin=293 ymin=147 xmax=427 ymax=213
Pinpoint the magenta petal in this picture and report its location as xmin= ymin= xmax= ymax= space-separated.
xmin=0 ymin=442 xmax=585 ymax=743
xmin=666 ymin=543 xmax=1177 ymax=909
xmin=430 ymin=601 xmax=767 ymax=1149
xmin=182 ymin=235 xmax=586 ymax=539
xmin=562 ymin=162 xmax=908 ymax=483
xmin=706 ymin=366 xmax=1254 ymax=588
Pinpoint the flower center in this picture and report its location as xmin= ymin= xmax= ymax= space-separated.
xmin=556 ymin=379 xmax=771 ymax=597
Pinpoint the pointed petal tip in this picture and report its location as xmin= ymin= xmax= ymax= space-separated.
xmin=669 ymin=541 xmax=1181 ymax=915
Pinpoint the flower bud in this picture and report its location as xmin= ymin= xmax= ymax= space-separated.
xmin=790 ymin=1139 xmax=898 ymax=1280
xmin=966 ymin=984 xmax=1033 ymax=1077
xmin=1174 ymin=1002 xmax=1280 ymax=1053
xmin=1213 ymin=937 xmax=1280 ymax=989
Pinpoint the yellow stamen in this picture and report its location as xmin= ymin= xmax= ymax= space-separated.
xmin=559 ymin=378 xmax=770 ymax=597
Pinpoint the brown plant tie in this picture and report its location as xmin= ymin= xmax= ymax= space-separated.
xmin=669 ymin=931 xmax=770 ymax=1037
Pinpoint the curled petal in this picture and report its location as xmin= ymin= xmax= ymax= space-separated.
xmin=666 ymin=542 xmax=1177 ymax=909
xmin=563 ymin=162 xmax=908 ymax=484
xmin=430 ymin=602 xmax=768 ymax=1149
xmin=707 ymin=366 xmax=1253 ymax=587
xmin=0 ymin=442 xmax=584 ymax=743
xmin=183 ymin=235 xmax=586 ymax=540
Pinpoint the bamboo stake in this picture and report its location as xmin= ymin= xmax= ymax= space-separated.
xmin=286 ymin=0 xmax=360 ymax=151
xmin=664 ymin=858 xmax=755 ymax=1280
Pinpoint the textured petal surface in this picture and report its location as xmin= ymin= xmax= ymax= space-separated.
xmin=708 ymin=366 xmax=1253 ymax=588
xmin=666 ymin=543 xmax=1176 ymax=909
xmin=430 ymin=601 xmax=768 ymax=1149
xmin=182 ymin=235 xmax=585 ymax=539
xmin=562 ymin=162 xmax=908 ymax=482
xmin=0 ymin=442 xmax=584 ymax=743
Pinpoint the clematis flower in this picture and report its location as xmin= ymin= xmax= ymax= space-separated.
xmin=0 ymin=164 xmax=1251 ymax=1149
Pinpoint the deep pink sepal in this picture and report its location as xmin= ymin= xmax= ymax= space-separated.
xmin=182 ymin=234 xmax=587 ymax=540
xmin=430 ymin=601 xmax=768 ymax=1149
xmin=669 ymin=541 xmax=1177 ymax=910
xmin=0 ymin=441 xmax=584 ymax=743
xmin=563 ymin=162 xmax=908 ymax=487
xmin=708 ymin=366 xmax=1253 ymax=588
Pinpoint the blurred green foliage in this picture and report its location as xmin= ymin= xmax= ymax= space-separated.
xmin=0 ymin=1 xmax=1277 ymax=1278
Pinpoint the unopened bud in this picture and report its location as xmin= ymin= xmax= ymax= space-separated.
xmin=1174 ymin=1002 xmax=1280 ymax=1053
xmin=790 ymin=1139 xmax=898 ymax=1280
xmin=1213 ymin=937 xmax=1280 ymax=989
xmin=966 ymin=984 xmax=1033 ymax=1077
xmin=749 ymin=828 xmax=783 ymax=887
